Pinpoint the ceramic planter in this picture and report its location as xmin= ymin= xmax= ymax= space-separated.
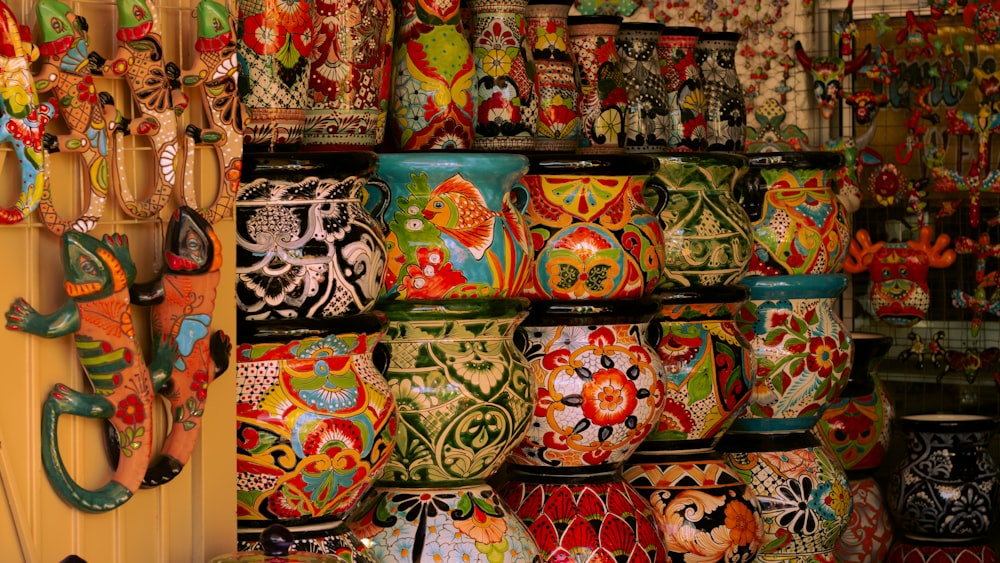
xmin=657 ymin=26 xmax=707 ymax=151
xmin=519 ymin=154 xmax=664 ymax=300
xmin=525 ymin=0 xmax=580 ymax=151
xmin=694 ymin=32 xmax=744 ymax=152
xmin=617 ymin=23 xmax=670 ymax=153
xmin=370 ymin=152 xmax=533 ymax=300
xmin=836 ymin=476 xmax=893 ymax=563
xmin=567 ymin=15 xmax=628 ymax=154
xmin=236 ymin=152 xmax=388 ymax=324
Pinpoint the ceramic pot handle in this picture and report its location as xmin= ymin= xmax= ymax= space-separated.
xmin=372 ymin=341 xmax=391 ymax=376
xmin=364 ymin=177 xmax=392 ymax=233
xmin=641 ymin=176 xmax=669 ymax=217
xmin=510 ymin=183 xmax=530 ymax=214
xmin=739 ymin=168 xmax=767 ymax=223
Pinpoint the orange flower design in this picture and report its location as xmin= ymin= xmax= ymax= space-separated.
xmin=581 ymin=369 xmax=638 ymax=427
xmin=724 ymin=501 xmax=759 ymax=546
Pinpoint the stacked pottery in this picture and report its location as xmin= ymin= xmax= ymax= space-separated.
xmin=694 ymin=31 xmax=745 ymax=152
xmin=525 ymin=0 xmax=581 ymax=151
xmin=617 ymin=22 xmax=670 ymax=153
xmin=349 ymin=152 xmax=543 ymax=561
xmin=657 ymin=26 xmax=707 ymax=151
xmin=566 ymin=15 xmax=629 ymax=154
xmin=234 ymin=152 xmax=398 ymax=555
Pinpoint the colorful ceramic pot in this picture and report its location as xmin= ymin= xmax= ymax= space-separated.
xmin=836 ymin=476 xmax=892 ymax=563
xmin=694 ymin=32 xmax=744 ymax=152
xmin=567 ymin=15 xmax=628 ymax=154
xmin=519 ymin=154 xmax=664 ymax=300
xmin=468 ymin=0 xmax=539 ymax=151
xmin=887 ymin=539 xmax=998 ymax=563
xmin=390 ymin=0 xmax=475 ymax=149
xmin=624 ymin=450 xmax=763 ymax=561
xmin=235 ymin=314 xmax=397 ymax=530
xmin=617 ymin=23 xmax=670 ymax=153
xmin=743 ymin=151 xmax=851 ymax=276
xmin=369 ymin=152 xmax=533 ymax=300
xmin=887 ymin=414 xmax=999 ymax=541
xmin=719 ymin=432 xmax=852 ymax=563
xmin=733 ymin=274 xmax=853 ymax=433
xmin=657 ymin=26 xmax=707 ymax=151
xmin=236 ymin=152 xmax=387 ymax=323
xmin=304 ymin=0 xmax=394 ymax=149
xmin=501 ymin=467 xmax=667 ymax=563
xmin=234 ymin=521 xmax=373 ymax=560
xmin=525 ymin=0 xmax=581 ymax=151
xmin=648 ymin=152 xmax=751 ymax=289
xmin=815 ymin=332 xmax=894 ymax=473
xmin=644 ymin=285 xmax=754 ymax=453
xmin=350 ymin=484 xmax=543 ymax=562
xmin=509 ymin=299 xmax=666 ymax=468
xmin=375 ymin=298 xmax=535 ymax=486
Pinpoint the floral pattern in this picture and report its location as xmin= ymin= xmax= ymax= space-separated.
xmin=618 ymin=24 xmax=670 ymax=152
xmin=694 ymin=33 xmax=745 ymax=152
xmin=815 ymin=361 xmax=894 ymax=473
xmin=835 ymin=476 xmax=893 ymax=563
xmin=526 ymin=3 xmax=580 ymax=151
xmin=657 ymin=28 xmax=707 ymax=151
xmin=567 ymin=16 xmax=628 ymax=153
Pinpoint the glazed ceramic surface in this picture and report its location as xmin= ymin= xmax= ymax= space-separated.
xmin=370 ymin=153 xmax=533 ymax=300
xmin=376 ymin=299 xmax=534 ymax=486
xmin=617 ymin=23 xmax=670 ymax=153
xmin=657 ymin=27 xmax=707 ymax=151
xmin=645 ymin=286 xmax=754 ymax=453
xmin=887 ymin=540 xmax=998 ymax=563
xmin=744 ymin=151 xmax=851 ymax=276
xmin=525 ymin=0 xmax=580 ymax=151
xmin=235 ymin=315 xmax=397 ymax=524
xmin=519 ymin=154 xmax=664 ymax=300
xmin=349 ymin=484 xmax=543 ymax=562
xmin=567 ymin=15 xmax=628 ymax=154
xmin=694 ymin=32 xmax=745 ymax=152
xmin=836 ymin=476 xmax=893 ymax=563
xmin=509 ymin=300 xmax=666 ymax=468
xmin=649 ymin=152 xmax=751 ymax=289
xmin=624 ymin=450 xmax=763 ymax=561
xmin=887 ymin=414 xmax=999 ymax=541
xmin=720 ymin=432 xmax=852 ymax=563
xmin=733 ymin=274 xmax=853 ymax=433
xmin=233 ymin=521 xmax=374 ymax=560
xmin=236 ymin=152 xmax=387 ymax=322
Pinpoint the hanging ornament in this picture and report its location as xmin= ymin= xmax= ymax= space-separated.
xmin=870 ymin=13 xmax=892 ymax=37
xmin=777 ymin=27 xmax=794 ymax=51
xmin=845 ymin=90 xmax=888 ymax=125
xmin=746 ymin=97 xmax=808 ymax=152
xmin=926 ymin=0 xmax=960 ymax=19
xmin=870 ymin=163 xmax=904 ymax=206
xmin=964 ymin=2 xmax=1000 ymax=45
xmin=859 ymin=45 xmax=899 ymax=84
xmin=931 ymin=106 xmax=1000 ymax=227
xmin=771 ymin=0 xmax=788 ymax=18
xmin=774 ymin=80 xmax=792 ymax=105
xmin=974 ymin=67 xmax=1000 ymax=111
xmin=903 ymin=178 xmax=929 ymax=229
xmin=833 ymin=0 xmax=857 ymax=57
xmin=897 ymin=11 xmax=937 ymax=61
xmin=761 ymin=46 xmax=778 ymax=70
xmin=795 ymin=40 xmax=871 ymax=120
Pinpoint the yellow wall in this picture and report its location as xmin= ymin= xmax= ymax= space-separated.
xmin=0 ymin=0 xmax=236 ymax=560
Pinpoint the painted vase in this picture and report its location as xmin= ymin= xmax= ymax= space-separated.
xmin=719 ymin=431 xmax=852 ymax=563
xmin=743 ymin=151 xmax=851 ymax=276
xmin=888 ymin=540 xmax=998 ymax=563
xmin=644 ymin=285 xmax=754 ymax=453
xmin=525 ymin=0 xmax=581 ymax=151
xmin=814 ymin=332 xmax=894 ymax=473
xmin=237 ymin=0 xmax=313 ymax=147
xmin=303 ymin=0 xmax=394 ymax=149
xmin=501 ymin=467 xmax=667 ymax=563
xmin=390 ymin=0 xmax=475 ymax=149
xmin=235 ymin=152 xmax=388 ymax=323
xmin=733 ymin=274 xmax=853 ymax=433
xmin=658 ymin=26 xmax=707 ymax=151
xmin=509 ymin=299 xmax=667 ymax=469
xmin=349 ymin=484 xmax=543 ymax=562
xmin=617 ymin=23 xmax=669 ymax=153
xmin=624 ymin=450 xmax=763 ymax=561
xmin=694 ymin=32 xmax=745 ymax=152
xmin=375 ymin=298 xmax=535 ymax=486
xmin=469 ymin=0 xmax=539 ymax=151
xmin=519 ymin=154 xmax=664 ymax=300
xmin=369 ymin=152 xmax=533 ymax=300
xmin=648 ymin=152 xmax=752 ymax=289
xmin=887 ymin=414 xmax=1000 ymax=541
xmin=567 ymin=15 xmax=629 ymax=154
xmin=836 ymin=476 xmax=893 ymax=563
xmin=235 ymin=314 xmax=397 ymax=549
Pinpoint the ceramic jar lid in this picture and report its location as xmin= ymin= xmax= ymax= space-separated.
xmin=210 ymin=525 xmax=345 ymax=563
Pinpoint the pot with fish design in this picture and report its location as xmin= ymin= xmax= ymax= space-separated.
xmin=368 ymin=152 xmax=533 ymax=300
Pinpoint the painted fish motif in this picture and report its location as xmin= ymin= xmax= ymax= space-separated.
xmin=421 ymin=174 xmax=506 ymax=261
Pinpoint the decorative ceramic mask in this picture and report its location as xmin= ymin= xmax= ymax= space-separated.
xmin=794 ymin=40 xmax=869 ymax=120
xmin=845 ymin=89 xmax=887 ymax=125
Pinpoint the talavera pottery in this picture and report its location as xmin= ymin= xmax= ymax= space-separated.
xmin=647 ymin=152 xmax=751 ymax=289
xmin=525 ymin=0 xmax=581 ymax=151
xmin=236 ymin=152 xmax=387 ymax=324
xmin=836 ymin=475 xmax=892 ymax=563
xmin=733 ymin=274 xmax=853 ymax=433
xmin=567 ymin=15 xmax=629 ymax=154
xmin=887 ymin=414 xmax=999 ymax=541
xmin=519 ymin=154 xmax=664 ymax=300
xmin=218 ymin=523 xmax=370 ymax=562
xmin=369 ymin=152 xmax=533 ymax=300
xmin=624 ymin=450 xmax=763 ymax=561
xmin=694 ymin=32 xmax=745 ymax=152
xmin=657 ymin=26 xmax=707 ymax=151
xmin=617 ymin=23 xmax=670 ymax=153
xmin=719 ymin=431 xmax=852 ymax=563
xmin=509 ymin=299 xmax=666 ymax=468
xmin=887 ymin=539 xmax=998 ymax=563
xmin=743 ymin=151 xmax=851 ymax=276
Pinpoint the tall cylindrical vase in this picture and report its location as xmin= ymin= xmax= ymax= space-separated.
xmin=567 ymin=15 xmax=629 ymax=154
xmin=525 ymin=0 xmax=580 ymax=151
xmin=694 ymin=31 xmax=745 ymax=152
xmin=617 ymin=22 xmax=669 ymax=153
xmin=658 ymin=26 xmax=707 ymax=151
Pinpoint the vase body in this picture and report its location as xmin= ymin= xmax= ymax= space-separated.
xmin=369 ymin=153 xmax=533 ymax=300
xmin=658 ymin=26 xmax=707 ymax=151
xmin=469 ymin=0 xmax=539 ymax=150
xmin=617 ymin=23 xmax=670 ymax=153
xmin=304 ymin=0 xmax=394 ymax=150
xmin=519 ymin=154 xmax=664 ymax=300
xmin=235 ymin=315 xmax=397 ymax=542
xmin=567 ymin=15 xmax=628 ymax=154
xmin=624 ymin=450 xmax=763 ymax=561
xmin=744 ymin=151 xmax=851 ymax=276
xmin=694 ymin=32 xmax=744 ymax=152
xmin=887 ymin=414 xmax=999 ymax=542
xmin=235 ymin=152 xmax=387 ymax=324
xmin=720 ymin=432 xmax=852 ymax=563
xmin=836 ymin=476 xmax=893 ymax=563
xmin=525 ymin=0 xmax=581 ymax=151
xmin=648 ymin=152 xmax=751 ymax=289
xmin=237 ymin=0 xmax=313 ymax=147
xmin=733 ymin=274 xmax=853 ymax=433
xmin=390 ymin=0 xmax=476 ymax=149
